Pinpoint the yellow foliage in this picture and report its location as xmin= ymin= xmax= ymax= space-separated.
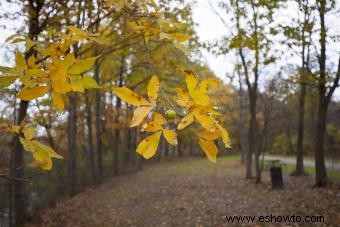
xmin=17 ymin=86 xmax=49 ymax=101
xmin=198 ymin=138 xmax=218 ymax=163
xmin=137 ymin=131 xmax=162 ymax=159
xmin=113 ymin=75 xmax=160 ymax=128
xmin=163 ymin=129 xmax=178 ymax=146
xmin=1 ymin=123 xmax=64 ymax=170
xmin=137 ymin=112 xmax=178 ymax=159
xmin=52 ymin=92 xmax=64 ymax=111
xmin=0 ymin=28 xmax=101 ymax=111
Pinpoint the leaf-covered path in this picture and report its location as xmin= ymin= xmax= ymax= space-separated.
xmin=27 ymin=157 xmax=340 ymax=226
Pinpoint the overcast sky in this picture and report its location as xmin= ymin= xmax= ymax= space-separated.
xmin=191 ymin=0 xmax=340 ymax=99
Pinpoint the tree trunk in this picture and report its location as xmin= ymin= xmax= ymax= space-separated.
xmin=246 ymin=89 xmax=256 ymax=179
xmin=11 ymin=101 xmax=29 ymax=225
xmin=67 ymin=93 xmax=78 ymax=196
xmin=314 ymin=0 xmax=328 ymax=187
xmin=164 ymin=141 xmax=169 ymax=157
xmin=156 ymin=138 xmax=162 ymax=162
xmin=131 ymin=127 xmax=137 ymax=167
xmin=178 ymin=138 xmax=183 ymax=157
xmin=314 ymin=95 xmax=328 ymax=186
xmin=295 ymin=83 xmax=306 ymax=175
xmin=85 ymin=92 xmax=96 ymax=183
xmin=113 ymin=57 xmax=125 ymax=175
xmin=11 ymin=1 xmax=43 ymax=224
xmin=238 ymin=71 xmax=247 ymax=164
xmin=93 ymin=59 xmax=103 ymax=180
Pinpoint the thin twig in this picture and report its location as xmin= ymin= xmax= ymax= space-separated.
xmin=134 ymin=19 xmax=184 ymax=117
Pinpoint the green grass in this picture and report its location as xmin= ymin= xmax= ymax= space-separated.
xmin=284 ymin=164 xmax=340 ymax=182
xmin=219 ymin=154 xmax=242 ymax=161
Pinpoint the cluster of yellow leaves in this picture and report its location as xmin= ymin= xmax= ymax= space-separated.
xmin=138 ymin=112 xmax=178 ymax=159
xmin=176 ymin=71 xmax=231 ymax=162
xmin=113 ymin=71 xmax=231 ymax=162
xmin=129 ymin=18 xmax=189 ymax=44
xmin=113 ymin=75 xmax=159 ymax=127
xmin=113 ymin=75 xmax=178 ymax=159
xmin=0 ymin=123 xmax=63 ymax=170
xmin=121 ymin=0 xmax=189 ymax=46
xmin=0 ymin=26 xmax=101 ymax=111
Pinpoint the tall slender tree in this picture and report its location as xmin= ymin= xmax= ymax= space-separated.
xmin=314 ymin=0 xmax=340 ymax=186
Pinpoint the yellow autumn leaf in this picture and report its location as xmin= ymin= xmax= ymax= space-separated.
xmin=81 ymin=76 xmax=100 ymax=89
xmin=136 ymin=131 xmax=162 ymax=159
xmin=15 ymin=51 xmax=27 ymax=70
xmin=27 ymin=55 xmax=35 ymax=67
xmin=177 ymin=113 xmax=194 ymax=130
xmin=26 ymin=139 xmax=63 ymax=170
xmin=192 ymin=111 xmax=216 ymax=132
xmin=191 ymin=90 xmax=211 ymax=106
xmin=209 ymin=109 xmax=222 ymax=116
xmin=185 ymin=70 xmax=197 ymax=96
xmin=0 ymin=76 xmax=18 ymax=89
xmin=67 ymin=26 xmax=89 ymax=40
xmin=26 ymin=69 xmax=47 ymax=78
xmin=52 ymin=79 xmax=72 ymax=94
xmin=169 ymin=33 xmax=190 ymax=42
xmin=68 ymin=57 xmax=98 ymax=75
xmin=198 ymin=79 xmax=220 ymax=93
xmin=176 ymin=88 xmax=191 ymax=108
xmin=216 ymin=123 xmax=231 ymax=148
xmin=70 ymin=76 xmax=84 ymax=92
xmin=25 ymin=38 xmax=38 ymax=51
xmin=113 ymin=87 xmax=150 ymax=106
xmin=17 ymin=86 xmax=49 ymax=101
xmin=53 ymin=92 xmax=64 ymax=111
xmin=182 ymin=71 xmax=219 ymax=107
xmin=64 ymin=53 xmax=75 ymax=68
xmin=28 ymin=159 xmax=51 ymax=170
xmin=163 ymin=129 xmax=178 ymax=146
xmin=11 ymin=125 xmax=20 ymax=134
xmin=19 ymin=137 xmax=35 ymax=153
xmin=31 ymin=140 xmax=63 ymax=159
xmin=142 ymin=121 xmax=163 ymax=132
xmin=198 ymin=138 xmax=218 ymax=163
xmin=130 ymin=106 xmax=153 ymax=127
xmin=23 ymin=127 xmax=35 ymax=140
xmin=31 ymin=150 xmax=52 ymax=170
xmin=153 ymin=112 xmax=167 ymax=125
xmin=198 ymin=129 xmax=221 ymax=141
xmin=147 ymin=74 xmax=159 ymax=101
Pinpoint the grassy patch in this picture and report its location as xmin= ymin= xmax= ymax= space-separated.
xmin=284 ymin=164 xmax=340 ymax=182
xmin=219 ymin=154 xmax=241 ymax=161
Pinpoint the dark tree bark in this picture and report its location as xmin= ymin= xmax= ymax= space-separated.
xmin=131 ymin=127 xmax=137 ymax=167
xmin=295 ymin=83 xmax=306 ymax=174
xmin=85 ymin=92 xmax=96 ymax=183
xmin=124 ymin=128 xmax=132 ymax=164
xmin=67 ymin=93 xmax=78 ymax=196
xmin=237 ymin=68 xmax=247 ymax=164
xmin=313 ymin=0 xmax=340 ymax=186
xmin=113 ymin=56 xmax=125 ymax=175
xmin=93 ymin=59 xmax=103 ymax=180
xmin=178 ymin=141 xmax=183 ymax=157
xmin=164 ymin=142 xmax=169 ymax=157
xmin=10 ymin=0 xmax=43 ymax=224
xmin=11 ymin=101 xmax=29 ymax=225
xmin=293 ymin=0 xmax=313 ymax=176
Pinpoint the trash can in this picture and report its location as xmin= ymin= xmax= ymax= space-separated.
xmin=270 ymin=166 xmax=283 ymax=189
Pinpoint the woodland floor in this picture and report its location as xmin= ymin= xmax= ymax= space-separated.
xmin=26 ymin=156 xmax=340 ymax=227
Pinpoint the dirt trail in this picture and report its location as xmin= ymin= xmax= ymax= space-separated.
xmin=26 ymin=157 xmax=340 ymax=226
